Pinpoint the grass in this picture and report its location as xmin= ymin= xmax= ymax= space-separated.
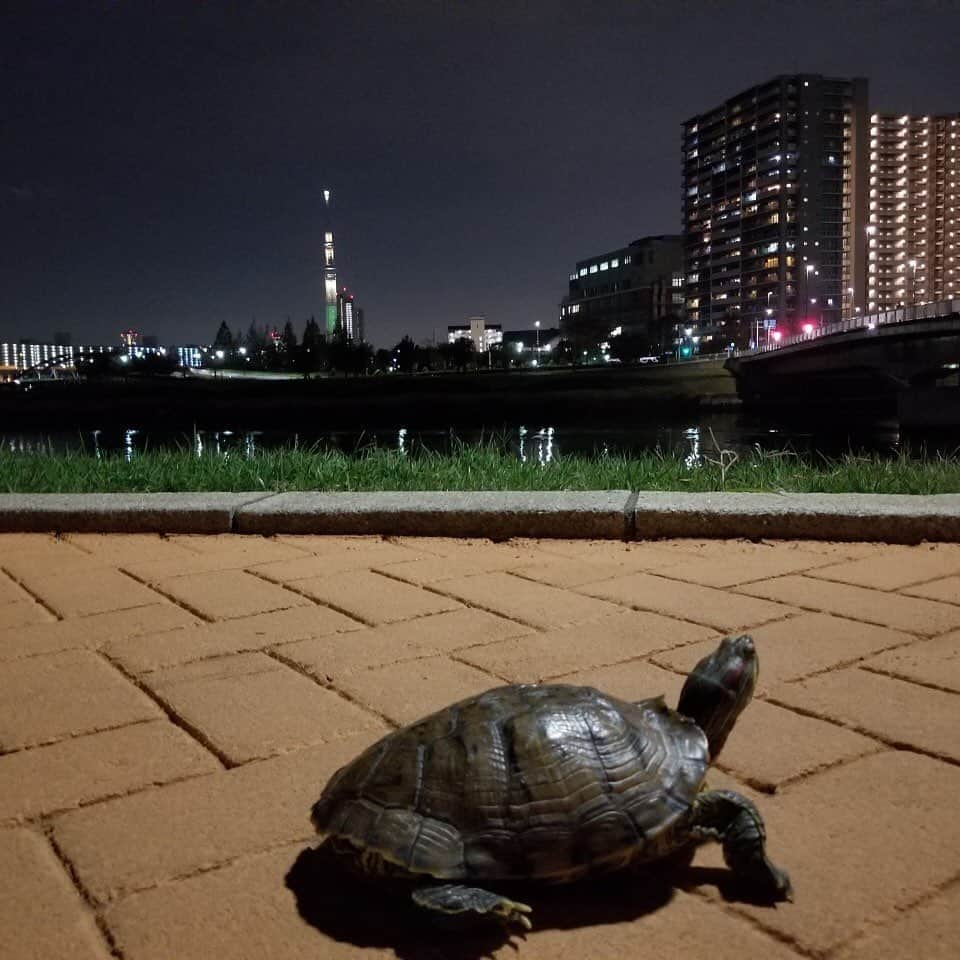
xmin=1 ymin=441 xmax=960 ymax=494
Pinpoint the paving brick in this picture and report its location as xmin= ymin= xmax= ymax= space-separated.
xmin=275 ymin=607 xmax=532 ymax=681
xmin=769 ymin=667 xmax=960 ymax=762
xmin=0 ymin=650 xmax=159 ymax=751
xmin=863 ymin=632 xmax=960 ymax=693
xmin=0 ymin=602 xmax=201 ymax=664
xmin=736 ymin=575 xmax=960 ymax=635
xmin=152 ymin=568 xmax=312 ymax=621
xmin=900 ymin=574 xmax=960 ymax=604
xmin=290 ymin=569 xmax=463 ymax=625
xmin=103 ymin=603 xmax=362 ymax=674
xmin=805 ymin=544 xmax=960 ymax=590
xmin=65 ymin=533 xmax=201 ymax=565
xmin=169 ymin=534 xmax=312 ymax=561
xmin=457 ymin=610 xmax=719 ymax=682
xmin=374 ymin=546 xmax=547 ymax=585
xmin=0 ymin=828 xmax=109 ymax=960
xmin=103 ymin=841 xmax=800 ymax=960
xmin=0 ymin=598 xmax=54 ymax=630
xmin=578 ymin=572 xmax=799 ymax=632
xmin=0 ymin=720 xmax=219 ymax=824
xmin=250 ymin=541 xmax=426 ymax=583
xmin=7 ymin=562 xmax=163 ymax=619
xmin=333 ymin=655 xmax=499 ymax=726
xmin=654 ymin=613 xmax=914 ymax=696
xmin=696 ymin=752 xmax=960 ymax=956
xmin=534 ymin=539 xmax=698 ymax=567
xmin=54 ymin=731 xmax=380 ymax=904
xmin=832 ymin=882 xmax=960 ymax=960
xmin=142 ymin=652 xmax=386 ymax=764
xmin=652 ymin=547 xmax=833 ymax=588
xmin=555 ymin=659 xmax=687 ymax=705
xmin=432 ymin=571 xmax=623 ymax=629
xmin=712 ymin=699 xmax=882 ymax=791
xmin=0 ymin=534 xmax=90 ymax=579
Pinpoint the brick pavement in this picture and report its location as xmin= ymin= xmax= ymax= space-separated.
xmin=1 ymin=532 xmax=958 ymax=959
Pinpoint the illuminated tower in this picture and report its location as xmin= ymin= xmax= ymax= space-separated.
xmin=322 ymin=189 xmax=338 ymax=336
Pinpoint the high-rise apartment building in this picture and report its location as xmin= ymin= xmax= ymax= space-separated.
xmin=867 ymin=114 xmax=960 ymax=309
xmin=682 ymin=75 xmax=869 ymax=343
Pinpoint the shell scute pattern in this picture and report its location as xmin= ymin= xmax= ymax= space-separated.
xmin=313 ymin=684 xmax=709 ymax=882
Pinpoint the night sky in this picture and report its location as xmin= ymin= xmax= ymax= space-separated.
xmin=2 ymin=0 xmax=957 ymax=349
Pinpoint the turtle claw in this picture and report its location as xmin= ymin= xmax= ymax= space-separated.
xmin=492 ymin=897 xmax=533 ymax=930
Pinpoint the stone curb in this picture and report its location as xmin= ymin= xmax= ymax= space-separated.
xmin=235 ymin=491 xmax=634 ymax=539
xmin=0 ymin=493 xmax=273 ymax=534
xmin=0 ymin=491 xmax=958 ymax=541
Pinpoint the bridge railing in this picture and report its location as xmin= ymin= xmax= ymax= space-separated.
xmin=736 ymin=298 xmax=960 ymax=357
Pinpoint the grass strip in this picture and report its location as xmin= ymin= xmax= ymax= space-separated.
xmin=1 ymin=445 xmax=959 ymax=494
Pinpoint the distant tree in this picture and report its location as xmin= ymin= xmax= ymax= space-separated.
xmin=450 ymin=336 xmax=475 ymax=372
xmin=392 ymin=335 xmax=418 ymax=374
xmin=373 ymin=348 xmax=392 ymax=373
xmin=244 ymin=322 xmax=268 ymax=366
xmin=213 ymin=321 xmax=234 ymax=350
xmin=281 ymin=319 xmax=298 ymax=355
xmin=553 ymin=338 xmax=575 ymax=365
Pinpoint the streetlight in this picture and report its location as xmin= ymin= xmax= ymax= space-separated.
xmin=534 ymin=320 xmax=541 ymax=359
xmin=908 ymin=259 xmax=918 ymax=307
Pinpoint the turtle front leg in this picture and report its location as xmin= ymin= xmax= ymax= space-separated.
xmin=412 ymin=883 xmax=533 ymax=930
xmin=688 ymin=789 xmax=792 ymax=901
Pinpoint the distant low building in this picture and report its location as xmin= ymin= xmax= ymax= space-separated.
xmin=560 ymin=235 xmax=684 ymax=354
xmin=447 ymin=317 xmax=503 ymax=352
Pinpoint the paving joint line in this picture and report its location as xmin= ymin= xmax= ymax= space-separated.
xmin=263 ymin=647 xmax=400 ymax=731
xmin=0 ymin=563 xmax=64 ymax=621
xmin=0 ymin=716 xmax=160 ymax=761
xmin=858 ymin=662 xmax=960 ymax=697
xmin=41 ymin=822 xmax=125 ymax=957
xmin=96 ymin=648 xmax=234 ymax=769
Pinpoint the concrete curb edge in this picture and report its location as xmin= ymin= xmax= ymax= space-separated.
xmin=0 ymin=490 xmax=958 ymax=541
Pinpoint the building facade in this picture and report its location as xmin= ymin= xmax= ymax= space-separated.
xmin=447 ymin=317 xmax=503 ymax=352
xmin=867 ymin=114 xmax=960 ymax=310
xmin=559 ymin=235 xmax=683 ymax=353
xmin=682 ymin=75 xmax=869 ymax=345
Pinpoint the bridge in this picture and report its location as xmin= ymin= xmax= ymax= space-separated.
xmin=724 ymin=299 xmax=960 ymax=420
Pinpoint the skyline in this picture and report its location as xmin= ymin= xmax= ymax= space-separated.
xmin=2 ymin=1 xmax=959 ymax=349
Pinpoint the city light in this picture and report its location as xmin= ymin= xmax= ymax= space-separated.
xmin=802 ymin=322 xmax=815 ymax=336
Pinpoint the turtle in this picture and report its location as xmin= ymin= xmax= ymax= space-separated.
xmin=311 ymin=634 xmax=791 ymax=930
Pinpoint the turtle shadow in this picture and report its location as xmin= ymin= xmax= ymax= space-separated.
xmin=285 ymin=842 xmax=687 ymax=959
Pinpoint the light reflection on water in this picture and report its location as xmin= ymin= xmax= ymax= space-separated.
xmin=4 ymin=413 xmax=923 ymax=465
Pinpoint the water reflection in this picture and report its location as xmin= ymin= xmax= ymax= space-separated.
xmin=0 ymin=413 xmax=923 ymax=465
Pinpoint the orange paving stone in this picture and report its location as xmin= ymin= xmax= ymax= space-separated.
xmin=900 ymin=573 xmax=960 ymax=604
xmin=152 ymin=568 xmax=313 ymax=621
xmin=52 ymin=730 xmax=382 ymax=904
xmin=102 ymin=603 xmax=362 ymax=674
xmin=0 ymin=649 xmax=160 ymax=751
xmin=457 ymin=609 xmax=718 ymax=682
xmin=2 ymin=532 xmax=959 ymax=960
xmin=863 ymin=631 xmax=960 ymax=692
xmin=0 ymin=828 xmax=110 ymax=960
xmin=432 ymin=570 xmax=624 ymax=628
xmin=291 ymin=569 xmax=463 ymax=624
xmin=0 ymin=720 xmax=219 ymax=824
xmin=736 ymin=573 xmax=960 ymax=635
xmin=0 ymin=602 xmax=201 ymax=664
xmin=275 ymin=607 xmax=532 ymax=681
xmin=767 ymin=666 xmax=960 ymax=761
xmin=578 ymin=570 xmax=800 ymax=632
xmin=141 ymin=652 xmax=387 ymax=765
xmin=805 ymin=544 xmax=960 ymax=590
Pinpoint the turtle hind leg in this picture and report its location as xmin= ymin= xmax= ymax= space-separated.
xmin=689 ymin=789 xmax=793 ymax=902
xmin=412 ymin=884 xmax=533 ymax=931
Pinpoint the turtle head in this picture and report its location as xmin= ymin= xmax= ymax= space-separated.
xmin=677 ymin=634 xmax=757 ymax=760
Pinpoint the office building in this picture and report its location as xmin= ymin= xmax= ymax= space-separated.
xmin=447 ymin=317 xmax=503 ymax=352
xmin=867 ymin=113 xmax=960 ymax=309
xmin=682 ymin=75 xmax=869 ymax=344
xmin=559 ymin=235 xmax=683 ymax=352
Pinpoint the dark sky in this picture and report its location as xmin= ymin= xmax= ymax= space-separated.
xmin=2 ymin=0 xmax=957 ymax=349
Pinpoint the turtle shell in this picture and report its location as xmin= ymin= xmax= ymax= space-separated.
xmin=312 ymin=684 xmax=708 ymax=883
